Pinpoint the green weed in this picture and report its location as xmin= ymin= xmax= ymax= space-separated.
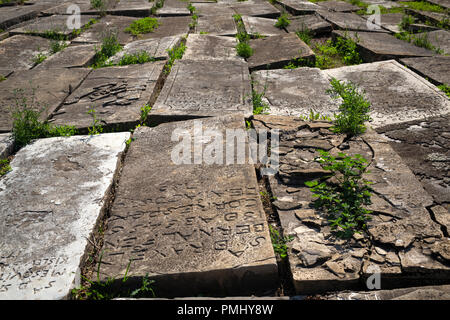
xmin=125 ymin=18 xmax=159 ymax=36
xmin=299 ymin=109 xmax=332 ymax=121
xmin=252 ymin=85 xmax=269 ymax=115
xmin=274 ymin=14 xmax=290 ymax=29
xmin=399 ymin=1 xmax=446 ymax=13
xmin=117 ymin=51 xmax=156 ymax=66
xmin=438 ymin=84 xmax=450 ymax=98
xmin=236 ymin=41 xmax=253 ymax=58
xmin=87 ymin=108 xmax=103 ymax=135
xmin=0 ymin=159 xmax=11 ymax=177
xmin=269 ymin=225 xmax=294 ymax=259
xmin=295 ymin=27 xmax=313 ymax=45
xmin=164 ymin=40 xmax=186 ymax=74
xmin=92 ymin=31 xmax=123 ymax=68
xmin=50 ymin=40 xmax=68 ymax=54
xmin=33 ymin=52 xmax=47 ymax=65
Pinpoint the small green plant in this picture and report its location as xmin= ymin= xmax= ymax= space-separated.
xmin=125 ymin=17 xmax=159 ymax=36
xmin=0 ymin=159 xmax=11 ymax=177
xmin=164 ymin=40 xmax=186 ymax=74
xmin=236 ymin=41 xmax=253 ymax=58
xmin=296 ymin=27 xmax=313 ymax=45
xmin=274 ymin=14 xmax=290 ymax=29
xmin=140 ymin=104 xmax=152 ymax=125
xmin=91 ymin=0 xmax=105 ymax=9
xmin=327 ymin=78 xmax=371 ymax=136
xmin=438 ymin=84 xmax=450 ymax=98
xmin=187 ymin=2 xmax=196 ymax=13
xmin=269 ymin=225 xmax=294 ymax=259
xmin=333 ymin=34 xmax=362 ymax=65
xmin=50 ymin=40 xmax=68 ymax=54
xmin=87 ymin=108 xmax=103 ymax=135
xmin=117 ymin=51 xmax=156 ymax=65
xmin=299 ymin=109 xmax=332 ymax=121
xmin=189 ymin=13 xmax=198 ymax=29
xmin=305 ymin=150 xmax=373 ymax=239
xmin=399 ymin=14 xmax=415 ymax=31
xmin=399 ymin=1 xmax=446 ymax=13
xmin=0 ymin=75 xmax=6 ymax=82
xmin=413 ymin=33 xmax=443 ymax=54
xmin=199 ymin=31 xmax=209 ymax=34
xmin=252 ymin=89 xmax=269 ymax=115
xmin=33 ymin=52 xmax=47 ymax=65
xmin=150 ymin=0 xmax=164 ymax=15
xmin=92 ymin=31 xmax=123 ymax=68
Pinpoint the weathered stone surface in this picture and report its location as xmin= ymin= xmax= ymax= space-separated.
xmin=231 ymin=1 xmax=281 ymax=18
xmin=152 ymin=60 xmax=252 ymax=118
xmin=363 ymin=12 xmax=404 ymax=33
xmin=0 ymin=68 xmax=91 ymax=132
xmin=333 ymin=30 xmax=435 ymax=62
xmin=275 ymin=0 xmax=320 ymax=15
xmin=0 ymin=5 xmax=39 ymax=30
xmin=107 ymin=36 xmax=182 ymax=64
xmin=252 ymin=68 xmax=339 ymax=117
xmin=426 ymin=0 xmax=450 ymax=10
xmin=431 ymin=206 xmax=450 ymax=234
xmin=423 ymin=30 xmax=450 ymax=55
xmin=286 ymin=14 xmax=332 ymax=35
xmin=318 ymin=10 xmax=389 ymax=32
xmin=42 ymin=1 xmax=93 ymax=16
xmin=0 ymin=69 xmax=13 ymax=79
xmin=248 ymin=33 xmax=315 ymax=70
xmin=157 ymin=0 xmax=191 ymax=16
xmin=107 ymin=0 xmax=154 ymax=16
xmin=241 ymin=16 xmax=286 ymax=37
xmin=183 ymin=34 xmax=243 ymax=61
xmin=195 ymin=3 xmax=235 ymax=17
xmin=325 ymin=285 xmax=450 ymax=300
xmin=361 ymin=0 xmax=401 ymax=8
xmin=0 ymin=132 xmax=130 ymax=299
xmin=0 ymin=35 xmax=52 ymax=70
xmin=35 ymin=44 xmax=97 ymax=69
xmin=324 ymin=60 xmax=450 ymax=128
xmin=406 ymin=8 xmax=449 ymax=26
xmin=0 ymin=133 xmax=13 ymax=159
xmin=51 ymin=62 xmax=165 ymax=130
xmin=99 ymin=115 xmax=278 ymax=297
xmin=317 ymin=1 xmax=360 ymax=12
xmin=196 ymin=15 xmax=237 ymax=36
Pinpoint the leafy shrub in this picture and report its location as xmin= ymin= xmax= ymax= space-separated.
xmin=236 ymin=41 xmax=253 ymax=58
xmin=274 ymin=14 xmax=290 ymax=29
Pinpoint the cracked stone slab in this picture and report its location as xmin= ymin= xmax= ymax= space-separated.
xmin=317 ymin=10 xmax=389 ymax=32
xmin=241 ymin=16 xmax=286 ymax=37
xmin=194 ymin=3 xmax=235 ymax=17
xmin=275 ymin=0 xmax=321 ymax=15
xmin=248 ymin=33 xmax=314 ymax=71
xmin=317 ymin=1 xmax=360 ymax=12
xmin=0 ymin=133 xmax=13 ymax=159
xmin=361 ymin=0 xmax=402 ymax=8
xmin=286 ymin=14 xmax=332 ymax=35
xmin=0 ymin=68 xmax=91 ymax=132
xmin=51 ymin=62 xmax=165 ymax=130
xmin=0 ymin=4 xmax=39 ymax=30
xmin=107 ymin=0 xmax=154 ymax=16
xmin=0 ymin=35 xmax=52 ymax=71
xmin=157 ymin=0 xmax=191 ymax=16
xmin=333 ymin=30 xmax=435 ymax=62
xmin=324 ymin=60 xmax=450 ymax=128
xmin=35 ymin=44 xmax=97 ymax=69
xmin=196 ymin=14 xmax=237 ymax=36
xmin=400 ymin=56 xmax=450 ymax=86
xmin=252 ymin=68 xmax=339 ymax=117
xmin=363 ymin=12 xmax=404 ymax=33
xmin=98 ymin=115 xmax=278 ymax=297
xmin=183 ymin=34 xmax=244 ymax=62
xmin=422 ymin=30 xmax=450 ymax=55
xmin=0 ymin=132 xmax=130 ymax=299
xmin=152 ymin=60 xmax=252 ymax=119
xmin=107 ymin=35 xmax=182 ymax=64
xmin=230 ymin=1 xmax=281 ymax=18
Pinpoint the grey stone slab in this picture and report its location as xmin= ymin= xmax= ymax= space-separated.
xmin=107 ymin=0 xmax=154 ymax=17
xmin=317 ymin=0 xmax=360 ymax=12
xmin=333 ymin=30 xmax=435 ymax=62
xmin=324 ymin=60 xmax=450 ymax=128
xmin=10 ymin=15 xmax=99 ymax=39
xmin=183 ymin=34 xmax=244 ymax=61
xmin=424 ymin=30 xmax=450 ymax=55
xmin=51 ymin=62 xmax=165 ymax=130
xmin=133 ymin=16 xmax=191 ymax=40
xmin=406 ymin=9 xmax=449 ymax=26
xmin=400 ymin=56 xmax=450 ymax=85
xmin=286 ymin=14 xmax=332 ymax=35
xmin=241 ymin=16 xmax=286 ymax=37
xmin=231 ymin=1 xmax=281 ymax=18
xmin=194 ymin=3 xmax=235 ymax=17
xmin=0 ymin=133 xmax=13 ymax=159
xmin=35 ymin=44 xmax=97 ymax=69
xmin=317 ymin=10 xmax=389 ymax=32
xmin=275 ymin=0 xmax=321 ymax=15
xmin=41 ymin=1 xmax=92 ymax=15
xmin=0 ymin=132 xmax=130 ymax=299
xmin=0 ymin=35 xmax=52 ymax=70
xmin=196 ymin=14 xmax=237 ymax=36
xmin=361 ymin=0 xmax=402 ymax=8
xmin=427 ymin=0 xmax=450 ymax=10
xmin=248 ymin=33 xmax=315 ymax=70
xmin=0 ymin=68 xmax=91 ymax=132
xmin=152 ymin=60 xmax=252 ymax=118
xmin=252 ymin=68 xmax=339 ymax=117
xmin=0 ymin=69 xmax=13 ymax=79
xmin=363 ymin=12 xmax=404 ymax=33
xmin=99 ymin=115 xmax=278 ymax=297
xmin=107 ymin=36 xmax=182 ymax=64
xmin=0 ymin=5 xmax=39 ymax=30
xmin=157 ymin=0 xmax=191 ymax=16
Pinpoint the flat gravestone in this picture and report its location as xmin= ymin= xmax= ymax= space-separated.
xmin=363 ymin=12 xmax=404 ymax=33
xmin=0 ymin=35 xmax=52 ymax=71
xmin=195 ymin=3 xmax=235 ymax=17
xmin=134 ymin=16 xmax=191 ymax=40
xmin=196 ymin=15 xmax=237 ymax=36
xmin=99 ymin=115 xmax=278 ymax=297
xmin=362 ymin=0 xmax=402 ymax=8
xmin=230 ymin=1 xmax=281 ymax=19
xmin=10 ymin=15 xmax=99 ymax=39
xmin=35 ymin=44 xmax=97 ymax=69
xmin=0 ymin=68 xmax=91 ymax=132
xmin=324 ymin=60 xmax=450 ymax=128
xmin=42 ymin=2 xmax=93 ymax=15
xmin=286 ymin=14 xmax=332 ymax=35
xmin=0 ymin=5 xmax=39 ymax=30
xmin=0 ymin=132 xmax=130 ymax=299
xmin=317 ymin=0 xmax=360 ymax=12
xmin=248 ymin=33 xmax=315 ymax=71
xmin=275 ymin=0 xmax=320 ymax=15
xmin=0 ymin=133 xmax=13 ymax=159
xmin=241 ymin=16 xmax=286 ymax=37
xmin=400 ymin=56 xmax=450 ymax=85
xmin=107 ymin=36 xmax=182 ymax=64
xmin=157 ymin=0 xmax=191 ymax=16
xmin=183 ymin=34 xmax=243 ymax=62
xmin=107 ymin=0 xmax=154 ymax=17
xmin=333 ymin=30 xmax=435 ymax=62
xmin=424 ymin=30 xmax=450 ymax=55
xmin=152 ymin=60 xmax=253 ymax=119
xmin=252 ymin=68 xmax=339 ymax=116
xmin=51 ymin=62 xmax=165 ymax=130
xmin=317 ymin=10 xmax=389 ymax=32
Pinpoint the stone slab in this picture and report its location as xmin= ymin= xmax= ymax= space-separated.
xmin=0 ymin=69 xmax=13 ymax=79
xmin=35 ymin=44 xmax=97 ymax=69
xmin=286 ymin=14 xmax=332 ymax=35
xmin=333 ymin=30 xmax=435 ymax=62
xmin=0 ymin=68 xmax=91 ymax=132
xmin=157 ymin=0 xmax=191 ymax=16
xmin=230 ymin=1 xmax=281 ymax=19
xmin=10 ymin=15 xmax=99 ymax=38
xmin=98 ymin=115 xmax=278 ymax=297
xmin=51 ymin=62 xmax=165 ymax=130
xmin=132 ymin=16 xmax=191 ymax=40
xmin=0 ymin=35 xmax=52 ymax=70
xmin=248 ymin=33 xmax=315 ymax=70
xmin=196 ymin=14 xmax=237 ymax=36
xmin=426 ymin=0 xmax=450 ymax=10
xmin=361 ymin=0 xmax=402 ymax=8
xmin=107 ymin=35 xmax=182 ymax=64
xmin=406 ymin=8 xmax=449 ymax=26
xmin=107 ymin=0 xmax=154 ymax=17
xmin=152 ymin=60 xmax=253 ymax=118
xmin=0 ymin=132 xmax=130 ymax=299
xmin=252 ymin=68 xmax=339 ymax=117
xmin=400 ymin=56 xmax=450 ymax=85
xmin=194 ymin=3 xmax=235 ymax=17
xmin=183 ymin=34 xmax=244 ymax=61
xmin=0 ymin=5 xmax=39 ymax=30
xmin=317 ymin=10 xmax=389 ymax=32
xmin=241 ymin=16 xmax=286 ymax=37
xmin=424 ymin=30 xmax=450 ymax=55
xmin=42 ymin=1 xmax=93 ymax=16
xmin=363 ymin=12 xmax=404 ymax=33
xmin=0 ymin=133 xmax=13 ymax=159
xmin=324 ymin=60 xmax=450 ymax=128
xmin=275 ymin=0 xmax=321 ymax=15
xmin=317 ymin=0 xmax=360 ymax=12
